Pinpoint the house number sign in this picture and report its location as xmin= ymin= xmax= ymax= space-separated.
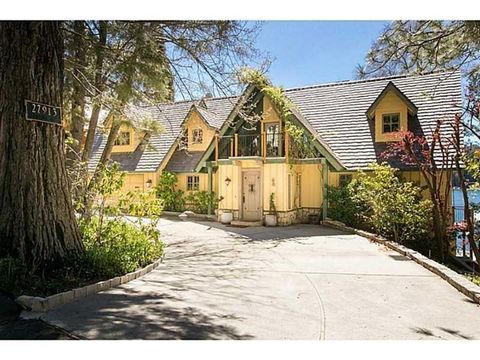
xmin=25 ymin=100 xmax=62 ymax=125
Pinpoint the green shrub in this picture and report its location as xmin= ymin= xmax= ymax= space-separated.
xmin=349 ymin=163 xmax=433 ymax=244
xmin=156 ymin=172 xmax=185 ymax=211
xmin=184 ymin=191 xmax=222 ymax=214
xmin=326 ymin=185 xmax=364 ymax=228
xmin=79 ymin=217 xmax=163 ymax=278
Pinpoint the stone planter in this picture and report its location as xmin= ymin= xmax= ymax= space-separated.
xmin=264 ymin=214 xmax=277 ymax=227
xmin=220 ymin=211 xmax=233 ymax=224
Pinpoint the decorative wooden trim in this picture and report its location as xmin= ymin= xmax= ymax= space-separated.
xmin=234 ymin=133 xmax=239 ymax=157
xmin=262 ymin=132 xmax=266 ymax=159
xmin=214 ymin=133 xmax=219 ymax=162
xmin=285 ymin=131 xmax=289 ymax=163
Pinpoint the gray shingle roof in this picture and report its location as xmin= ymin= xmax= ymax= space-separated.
xmin=195 ymin=106 xmax=224 ymax=129
xmin=164 ymin=150 xmax=204 ymax=173
xmin=89 ymin=71 xmax=462 ymax=173
xmin=285 ymin=71 xmax=462 ymax=170
xmin=88 ymin=96 xmax=237 ymax=172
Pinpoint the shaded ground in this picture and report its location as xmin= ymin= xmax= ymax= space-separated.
xmin=23 ymin=218 xmax=480 ymax=339
xmin=0 ymin=293 xmax=74 ymax=340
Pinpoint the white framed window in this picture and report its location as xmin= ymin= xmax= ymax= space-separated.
xmin=192 ymin=128 xmax=203 ymax=144
xmin=265 ymin=122 xmax=281 ymax=156
xmin=187 ymin=175 xmax=200 ymax=191
xmin=382 ymin=113 xmax=400 ymax=133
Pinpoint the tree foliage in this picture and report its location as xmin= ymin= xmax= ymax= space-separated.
xmin=236 ymin=68 xmax=320 ymax=159
xmin=156 ymin=171 xmax=185 ymax=212
xmin=357 ymin=21 xmax=480 ymax=80
xmin=63 ymin=21 xmax=264 ymax=217
xmin=349 ymin=163 xmax=433 ymax=244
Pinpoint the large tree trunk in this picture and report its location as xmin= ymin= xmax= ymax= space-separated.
xmin=0 ymin=21 xmax=83 ymax=272
xmin=82 ymin=21 xmax=107 ymax=162
xmin=67 ymin=21 xmax=87 ymax=161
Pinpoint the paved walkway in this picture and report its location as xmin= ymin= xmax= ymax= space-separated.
xmin=42 ymin=217 xmax=480 ymax=339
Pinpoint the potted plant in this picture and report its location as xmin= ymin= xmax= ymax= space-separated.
xmin=220 ymin=210 xmax=233 ymax=224
xmin=265 ymin=192 xmax=277 ymax=226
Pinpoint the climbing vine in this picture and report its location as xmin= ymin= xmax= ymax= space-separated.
xmin=237 ymin=67 xmax=319 ymax=160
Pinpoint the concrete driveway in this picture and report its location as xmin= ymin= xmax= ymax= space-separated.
xmin=43 ymin=217 xmax=480 ymax=340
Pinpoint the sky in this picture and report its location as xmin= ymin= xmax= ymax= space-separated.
xmin=253 ymin=21 xmax=388 ymax=89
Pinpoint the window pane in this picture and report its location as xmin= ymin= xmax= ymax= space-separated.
xmin=382 ymin=113 xmax=400 ymax=133
xmin=193 ymin=129 xmax=203 ymax=144
xmin=187 ymin=176 xmax=199 ymax=191
xmin=114 ymin=131 xmax=130 ymax=146
xmin=266 ymin=122 xmax=280 ymax=156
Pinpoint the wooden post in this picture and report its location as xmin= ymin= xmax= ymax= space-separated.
xmin=230 ymin=137 xmax=234 ymax=157
xmin=234 ymin=133 xmax=239 ymax=157
xmin=215 ymin=134 xmax=219 ymax=162
xmin=285 ymin=131 xmax=289 ymax=162
xmin=262 ymin=132 xmax=266 ymax=159
xmin=207 ymin=164 xmax=213 ymax=216
xmin=322 ymin=158 xmax=328 ymax=222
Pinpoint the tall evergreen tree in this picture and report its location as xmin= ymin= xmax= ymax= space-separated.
xmin=0 ymin=21 xmax=83 ymax=271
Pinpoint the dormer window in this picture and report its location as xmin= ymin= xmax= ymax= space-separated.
xmin=192 ymin=128 xmax=203 ymax=144
xmin=114 ymin=131 xmax=131 ymax=146
xmin=382 ymin=113 xmax=400 ymax=133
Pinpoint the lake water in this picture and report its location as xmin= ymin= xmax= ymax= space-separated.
xmin=452 ymin=188 xmax=480 ymax=257
xmin=453 ymin=188 xmax=480 ymax=208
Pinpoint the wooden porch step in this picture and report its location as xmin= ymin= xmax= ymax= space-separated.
xmin=230 ymin=220 xmax=263 ymax=227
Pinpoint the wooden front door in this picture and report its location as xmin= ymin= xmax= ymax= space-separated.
xmin=242 ymin=170 xmax=261 ymax=221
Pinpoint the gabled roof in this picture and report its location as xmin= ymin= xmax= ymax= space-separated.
xmin=89 ymin=70 xmax=462 ymax=173
xmin=199 ymin=83 xmax=346 ymax=171
xmin=284 ymin=70 xmax=461 ymax=170
xmin=181 ymin=103 xmax=227 ymax=130
xmin=88 ymin=96 xmax=237 ymax=172
xmin=365 ymin=81 xmax=418 ymax=119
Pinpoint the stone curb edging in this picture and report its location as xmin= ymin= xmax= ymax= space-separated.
xmin=161 ymin=211 xmax=215 ymax=220
xmin=16 ymin=257 xmax=164 ymax=313
xmin=323 ymin=219 xmax=480 ymax=305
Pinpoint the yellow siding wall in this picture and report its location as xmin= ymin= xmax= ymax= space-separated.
xmin=262 ymin=96 xmax=281 ymax=123
xmin=184 ymin=110 xmax=216 ymax=152
xmin=328 ymin=171 xmax=358 ymax=187
xmin=217 ymin=161 xmax=323 ymax=214
xmin=401 ymin=170 xmax=452 ymax=207
xmin=122 ymin=172 xmax=157 ymax=193
xmin=217 ymin=164 xmax=241 ymax=211
xmin=374 ymin=90 xmax=408 ymax=142
xmin=296 ymin=164 xmax=323 ymax=208
xmin=175 ymin=173 xmax=210 ymax=194
xmin=264 ymin=163 xmax=288 ymax=211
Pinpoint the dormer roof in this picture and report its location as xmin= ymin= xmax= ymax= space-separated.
xmin=366 ymin=81 xmax=418 ymax=119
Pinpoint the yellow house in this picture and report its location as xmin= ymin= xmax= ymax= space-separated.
xmin=89 ymin=71 xmax=462 ymax=225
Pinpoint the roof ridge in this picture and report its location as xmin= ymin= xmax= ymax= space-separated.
xmin=164 ymin=93 xmax=238 ymax=106
xmin=284 ymin=70 xmax=460 ymax=92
